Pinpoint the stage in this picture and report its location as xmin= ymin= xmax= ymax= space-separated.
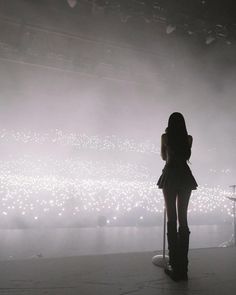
xmin=0 ymin=247 xmax=235 ymax=294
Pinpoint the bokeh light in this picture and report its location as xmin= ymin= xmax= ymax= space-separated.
xmin=0 ymin=129 xmax=234 ymax=228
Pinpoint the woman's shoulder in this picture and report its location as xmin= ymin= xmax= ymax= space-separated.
xmin=162 ymin=133 xmax=192 ymax=144
xmin=161 ymin=133 xmax=168 ymax=146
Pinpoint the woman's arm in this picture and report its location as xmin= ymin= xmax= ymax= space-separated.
xmin=188 ymin=135 xmax=193 ymax=148
xmin=161 ymin=134 xmax=167 ymax=161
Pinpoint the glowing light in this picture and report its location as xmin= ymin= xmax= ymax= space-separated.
xmin=0 ymin=129 xmax=233 ymax=226
xmin=67 ymin=0 xmax=77 ymax=8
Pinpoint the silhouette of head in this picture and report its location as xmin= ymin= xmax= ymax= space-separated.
xmin=167 ymin=112 xmax=187 ymax=134
xmin=166 ymin=112 xmax=190 ymax=160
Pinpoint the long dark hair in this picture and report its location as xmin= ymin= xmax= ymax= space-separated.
xmin=166 ymin=112 xmax=191 ymax=160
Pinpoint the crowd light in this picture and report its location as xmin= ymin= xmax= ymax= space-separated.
xmin=0 ymin=129 xmax=159 ymax=154
xmin=0 ymin=129 xmax=234 ymax=226
xmin=0 ymin=155 xmax=233 ymax=224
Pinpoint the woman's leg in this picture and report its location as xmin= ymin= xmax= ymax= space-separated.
xmin=177 ymin=188 xmax=192 ymax=280
xmin=162 ymin=188 xmax=180 ymax=280
xmin=163 ymin=187 xmax=177 ymax=223
xmin=177 ymin=188 xmax=191 ymax=226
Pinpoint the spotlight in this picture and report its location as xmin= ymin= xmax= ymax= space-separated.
xmin=166 ymin=24 xmax=176 ymax=35
xmin=205 ymin=35 xmax=215 ymax=45
xmin=121 ymin=15 xmax=131 ymax=23
xmin=67 ymin=0 xmax=77 ymax=8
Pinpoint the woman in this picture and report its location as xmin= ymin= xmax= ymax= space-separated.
xmin=157 ymin=112 xmax=197 ymax=281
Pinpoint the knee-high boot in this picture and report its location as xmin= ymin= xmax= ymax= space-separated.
xmin=165 ymin=221 xmax=180 ymax=281
xmin=178 ymin=226 xmax=190 ymax=280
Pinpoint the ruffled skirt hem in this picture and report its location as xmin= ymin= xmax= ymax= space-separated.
xmin=157 ymin=163 xmax=198 ymax=190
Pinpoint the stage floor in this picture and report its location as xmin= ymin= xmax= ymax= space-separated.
xmin=0 ymin=225 xmax=232 ymax=260
xmin=0 ymin=247 xmax=235 ymax=294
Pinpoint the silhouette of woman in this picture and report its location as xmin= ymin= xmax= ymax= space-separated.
xmin=157 ymin=112 xmax=197 ymax=281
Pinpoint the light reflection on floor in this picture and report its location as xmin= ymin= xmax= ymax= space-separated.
xmin=0 ymin=224 xmax=232 ymax=260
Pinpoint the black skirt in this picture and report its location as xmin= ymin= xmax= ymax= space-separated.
xmin=157 ymin=161 xmax=198 ymax=190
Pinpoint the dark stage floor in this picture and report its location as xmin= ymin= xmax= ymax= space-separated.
xmin=0 ymin=247 xmax=235 ymax=294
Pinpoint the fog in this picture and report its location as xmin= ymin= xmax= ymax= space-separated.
xmin=0 ymin=1 xmax=235 ymax=237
